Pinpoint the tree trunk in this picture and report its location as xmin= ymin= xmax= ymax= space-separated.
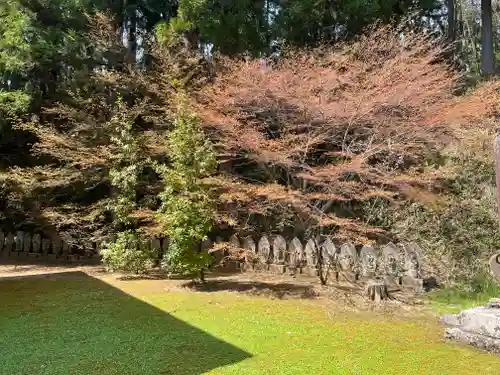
xmin=494 ymin=134 xmax=500 ymax=217
xmin=447 ymin=0 xmax=456 ymax=41
xmin=199 ymin=268 xmax=206 ymax=283
xmin=364 ymin=279 xmax=390 ymax=303
xmin=481 ymin=0 xmax=495 ymax=75
xmin=126 ymin=5 xmax=137 ymax=66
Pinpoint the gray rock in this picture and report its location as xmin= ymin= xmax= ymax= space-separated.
xmin=442 ymin=304 xmax=500 ymax=353
xmin=440 ymin=314 xmax=459 ymax=326
xmin=486 ymin=298 xmax=500 ymax=308
xmin=445 ymin=327 xmax=500 ymax=353
xmin=455 ymin=307 xmax=500 ymax=339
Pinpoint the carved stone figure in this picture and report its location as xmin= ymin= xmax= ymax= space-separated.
xmin=242 ymin=237 xmax=256 ymax=263
xmin=382 ymin=243 xmax=399 ymax=276
xmin=321 ymin=237 xmax=336 ymax=266
xmin=288 ymin=238 xmax=303 ymax=268
xmin=402 ymin=243 xmax=421 ymax=279
xmin=339 ymin=243 xmax=357 ymax=272
xmin=387 ymin=255 xmax=398 ymax=275
xmin=258 ymin=236 xmax=271 ymax=263
xmin=273 ymin=235 xmax=286 ymax=264
xmin=360 ymin=245 xmax=377 ymax=277
xmin=304 ymin=239 xmax=318 ymax=268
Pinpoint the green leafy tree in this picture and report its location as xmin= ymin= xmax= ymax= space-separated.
xmin=274 ymin=0 xmax=440 ymax=47
xmin=155 ymin=95 xmax=217 ymax=281
xmin=0 ymin=0 xmax=90 ymax=99
xmin=175 ymin=0 xmax=269 ymax=55
xmin=155 ymin=12 xmax=194 ymax=49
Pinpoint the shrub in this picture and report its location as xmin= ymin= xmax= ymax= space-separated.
xmin=389 ymin=150 xmax=500 ymax=286
xmin=100 ymin=231 xmax=156 ymax=274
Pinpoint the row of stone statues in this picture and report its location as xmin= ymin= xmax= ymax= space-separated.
xmin=0 ymin=231 xmax=97 ymax=258
xmin=0 ymin=230 xmax=425 ymax=280
xmin=225 ymin=234 xmax=424 ymax=280
xmin=1 ymin=230 xmax=498 ymax=292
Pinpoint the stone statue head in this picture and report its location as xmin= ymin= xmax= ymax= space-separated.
xmin=339 ymin=254 xmax=353 ymax=271
xmin=366 ymin=253 xmax=376 ymax=271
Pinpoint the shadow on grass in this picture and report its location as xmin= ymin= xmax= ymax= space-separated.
xmin=183 ymin=279 xmax=320 ymax=299
xmin=0 ymin=271 xmax=251 ymax=375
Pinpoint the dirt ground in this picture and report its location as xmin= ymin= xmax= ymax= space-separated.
xmin=0 ymin=263 xmax=431 ymax=317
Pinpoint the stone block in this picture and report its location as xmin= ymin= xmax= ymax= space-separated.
xmin=384 ymin=275 xmax=400 ymax=287
xmin=442 ymin=306 xmax=500 ymax=353
xmin=487 ymin=298 xmax=500 ymax=308
xmin=316 ymin=269 xmax=338 ymax=285
xmin=401 ymin=276 xmax=424 ymax=292
xmin=286 ymin=266 xmax=300 ymax=277
xmin=10 ymin=251 xmax=25 ymax=259
xmin=253 ymin=263 xmax=268 ymax=272
xmin=301 ymin=266 xmax=318 ymax=277
xmin=327 ymin=270 xmax=339 ymax=283
xmin=240 ymin=263 xmax=254 ymax=272
xmin=223 ymin=260 xmax=241 ymax=271
xmin=27 ymin=253 xmax=38 ymax=261
xmin=452 ymin=307 xmax=500 ymax=339
xmin=359 ymin=274 xmax=375 ymax=283
xmin=268 ymin=264 xmax=286 ymax=274
xmin=445 ymin=327 xmax=500 ymax=353
xmin=88 ymin=254 xmax=101 ymax=264
xmin=361 ymin=270 xmax=375 ymax=278
xmin=338 ymin=271 xmax=357 ymax=283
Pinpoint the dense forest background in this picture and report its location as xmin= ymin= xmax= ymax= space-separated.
xmin=1 ymin=0 xmax=500 ymax=284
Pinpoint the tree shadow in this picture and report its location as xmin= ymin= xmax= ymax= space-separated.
xmin=115 ymin=265 xmax=246 ymax=282
xmin=0 ymin=271 xmax=251 ymax=375
xmin=184 ymin=279 xmax=319 ymax=300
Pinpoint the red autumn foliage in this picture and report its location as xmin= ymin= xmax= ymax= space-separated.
xmin=194 ymin=26 xmax=464 ymax=242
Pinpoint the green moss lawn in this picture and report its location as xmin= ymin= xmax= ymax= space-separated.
xmin=1 ymin=271 xmax=500 ymax=375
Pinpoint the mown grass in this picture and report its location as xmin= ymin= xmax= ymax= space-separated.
xmin=1 ymin=272 xmax=500 ymax=375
